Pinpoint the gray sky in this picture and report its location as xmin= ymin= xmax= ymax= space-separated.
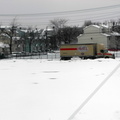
xmin=0 ymin=0 xmax=120 ymax=14
xmin=0 ymin=0 xmax=120 ymax=28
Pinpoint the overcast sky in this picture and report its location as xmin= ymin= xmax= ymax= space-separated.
xmin=0 ymin=0 xmax=120 ymax=14
xmin=0 ymin=0 xmax=120 ymax=28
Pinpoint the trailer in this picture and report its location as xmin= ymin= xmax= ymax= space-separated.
xmin=60 ymin=43 xmax=115 ymax=60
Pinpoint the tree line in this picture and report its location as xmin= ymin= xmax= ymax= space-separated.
xmin=0 ymin=18 xmax=120 ymax=54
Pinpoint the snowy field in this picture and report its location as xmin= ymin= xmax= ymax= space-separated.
xmin=0 ymin=57 xmax=120 ymax=120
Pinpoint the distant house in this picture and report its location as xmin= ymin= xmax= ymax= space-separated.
xmin=108 ymin=32 xmax=120 ymax=50
xmin=40 ymin=27 xmax=56 ymax=50
xmin=77 ymin=25 xmax=120 ymax=50
xmin=0 ymin=33 xmax=10 ymax=44
xmin=14 ymin=28 xmax=42 ymax=53
xmin=0 ymin=33 xmax=10 ymax=55
xmin=0 ymin=42 xmax=9 ymax=51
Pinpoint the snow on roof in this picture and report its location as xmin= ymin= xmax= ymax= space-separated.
xmin=101 ymin=24 xmax=109 ymax=28
xmin=0 ymin=42 xmax=9 ymax=48
xmin=0 ymin=33 xmax=10 ymax=38
xmin=0 ymin=26 xmax=11 ymax=29
xmin=101 ymin=33 xmax=110 ymax=37
xmin=12 ymin=37 xmax=20 ymax=40
xmin=86 ymin=24 xmax=110 ymax=29
xmin=110 ymin=32 xmax=120 ymax=36
xmin=92 ymin=25 xmax=100 ymax=28
xmin=84 ymin=25 xmax=99 ymax=29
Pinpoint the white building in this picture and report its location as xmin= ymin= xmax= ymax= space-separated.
xmin=77 ymin=25 xmax=111 ymax=49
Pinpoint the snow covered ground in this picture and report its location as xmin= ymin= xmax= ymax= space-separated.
xmin=0 ymin=57 xmax=120 ymax=120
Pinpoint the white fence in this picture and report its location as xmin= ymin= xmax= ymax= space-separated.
xmin=109 ymin=51 xmax=120 ymax=58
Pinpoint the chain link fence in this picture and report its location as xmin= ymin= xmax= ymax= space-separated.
xmin=3 ymin=51 xmax=120 ymax=60
xmin=10 ymin=51 xmax=60 ymax=60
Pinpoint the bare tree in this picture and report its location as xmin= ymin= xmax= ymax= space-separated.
xmin=57 ymin=26 xmax=83 ymax=44
xmin=50 ymin=18 xmax=68 ymax=30
xmin=0 ymin=17 xmax=19 ymax=54
xmin=26 ymin=26 xmax=37 ymax=53
xmin=83 ymin=20 xmax=93 ymax=27
xmin=49 ymin=18 xmax=68 ymax=49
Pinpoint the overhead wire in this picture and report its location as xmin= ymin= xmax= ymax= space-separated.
xmin=0 ymin=4 xmax=120 ymax=16
xmin=0 ymin=4 xmax=120 ymax=27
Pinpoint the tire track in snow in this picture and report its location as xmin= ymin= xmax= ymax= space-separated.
xmin=68 ymin=63 xmax=120 ymax=120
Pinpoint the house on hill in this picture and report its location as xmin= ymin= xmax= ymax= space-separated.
xmin=77 ymin=25 xmax=120 ymax=50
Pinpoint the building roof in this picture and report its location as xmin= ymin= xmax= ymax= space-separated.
xmin=101 ymin=33 xmax=110 ymax=37
xmin=110 ymin=32 xmax=120 ymax=36
xmin=83 ymin=25 xmax=120 ymax=37
xmin=0 ymin=42 xmax=9 ymax=48
xmin=92 ymin=25 xmax=100 ymax=28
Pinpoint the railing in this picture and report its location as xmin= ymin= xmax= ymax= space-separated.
xmin=2 ymin=51 xmax=120 ymax=60
xmin=9 ymin=51 xmax=60 ymax=60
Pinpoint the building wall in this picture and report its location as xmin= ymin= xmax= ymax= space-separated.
xmin=77 ymin=25 xmax=109 ymax=48
xmin=0 ymin=35 xmax=10 ymax=44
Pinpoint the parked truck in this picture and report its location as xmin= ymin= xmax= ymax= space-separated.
xmin=60 ymin=43 xmax=115 ymax=60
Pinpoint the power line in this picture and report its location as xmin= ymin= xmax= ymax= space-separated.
xmin=0 ymin=4 xmax=120 ymax=16
xmin=0 ymin=4 xmax=120 ymax=28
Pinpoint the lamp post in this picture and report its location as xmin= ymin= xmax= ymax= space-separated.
xmin=52 ymin=26 xmax=56 ymax=50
